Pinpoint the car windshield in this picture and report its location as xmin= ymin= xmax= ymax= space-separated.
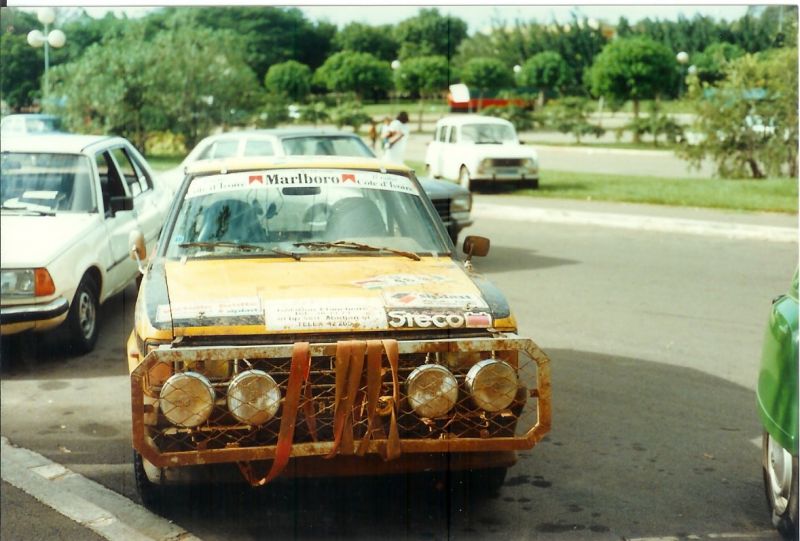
xmin=461 ymin=123 xmax=517 ymax=144
xmin=0 ymin=152 xmax=96 ymax=213
xmin=165 ymin=168 xmax=448 ymax=259
xmin=281 ymin=136 xmax=374 ymax=158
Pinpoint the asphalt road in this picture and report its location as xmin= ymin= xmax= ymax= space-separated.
xmin=1 ymin=198 xmax=796 ymax=540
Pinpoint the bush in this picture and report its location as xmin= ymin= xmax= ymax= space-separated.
xmin=480 ymin=105 xmax=536 ymax=132
xmin=541 ymin=97 xmax=605 ymax=143
xmin=145 ymin=131 xmax=186 ymax=156
xmin=331 ymin=102 xmax=371 ymax=133
xmin=254 ymin=95 xmax=290 ymax=128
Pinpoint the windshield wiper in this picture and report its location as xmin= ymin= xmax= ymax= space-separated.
xmin=476 ymin=139 xmax=503 ymax=144
xmin=293 ymin=240 xmax=420 ymax=261
xmin=0 ymin=203 xmax=55 ymax=216
xmin=178 ymin=241 xmax=301 ymax=261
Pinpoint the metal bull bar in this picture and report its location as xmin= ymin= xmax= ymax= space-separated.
xmin=131 ymin=334 xmax=551 ymax=471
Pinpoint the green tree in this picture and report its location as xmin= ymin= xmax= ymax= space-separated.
xmin=331 ymin=101 xmax=372 ymax=133
xmin=480 ymin=104 xmax=535 ymax=131
xmin=0 ymin=33 xmax=42 ymax=110
xmin=679 ymin=48 xmax=798 ymax=178
xmin=518 ymin=51 xmax=572 ymax=107
xmin=460 ymin=57 xmax=514 ymax=109
xmin=395 ymin=8 xmax=467 ymax=66
xmin=587 ymin=36 xmax=677 ymax=141
xmin=541 ymin=97 xmax=605 ymax=143
xmin=692 ymin=42 xmax=745 ymax=84
xmin=264 ymin=60 xmax=312 ymax=102
xmin=314 ymin=51 xmax=392 ymax=102
xmin=395 ymin=55 xmax=449 ymax=130
xmin=333 ymin=22 xmax=398 ymax=62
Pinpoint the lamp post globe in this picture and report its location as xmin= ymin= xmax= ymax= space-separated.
xmin=48 ymin=29 xmax=66 ymax=49
xmin=37 ymin=7 xmax=56 ymax=26
xmin=513 ymin=64 xmax=521 ymax=74
xmin=391 ymin=59 xmax=401 ymax=71
xmin=27 ymin=29 xmax=45 ymax=48
xmin=676 ymin=51 xmax=689 ymax=65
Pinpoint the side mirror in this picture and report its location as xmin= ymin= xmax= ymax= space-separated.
xmin=129 ymin=229 xmax=146 ymax=273
xmin=110 ymin=195 xmax=133 ymax=215
xmin=463 ymin=235 xmax=490 ymax=257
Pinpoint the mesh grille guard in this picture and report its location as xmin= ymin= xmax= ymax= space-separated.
xmin=131 ymin=334 xmax=551 ymax=469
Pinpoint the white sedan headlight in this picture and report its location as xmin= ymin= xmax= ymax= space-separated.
xmin=159 ymin=372 xmax=215 ymax=428
xmin=466 ymin=359 xmax=518 ymax=412
xmin=522 ymin=158 xmax=538 ymax=171
xmin=227 ymin=369 xmax=281 ymax=425
xmin=0 ymin=268 xmax=55 ymax=297
xmin=406 ymin=364 xmax=459 ymax=418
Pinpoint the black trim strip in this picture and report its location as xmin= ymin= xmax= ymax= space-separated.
xmin=1 ymin=297 xmax=69 ymax=324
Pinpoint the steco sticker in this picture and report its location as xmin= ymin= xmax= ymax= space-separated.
xmin=387 ymin=309 xmax=493 ymax=329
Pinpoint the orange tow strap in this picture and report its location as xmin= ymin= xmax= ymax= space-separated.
xmin=382 ymin=339 xmax=402 ymax=461
xmin=327 ymin=341 xmax=366 ymax=457
xmin=237 ymin=341 xmax=310 ymax=486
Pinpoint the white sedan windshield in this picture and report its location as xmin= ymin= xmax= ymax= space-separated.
xmin=0 ymin=152 xmax=96 ymax=213
xmin=166 ymin=169 xmax=448 ymax=258
xmin=461 ymin=124 xmax=517 ymax=144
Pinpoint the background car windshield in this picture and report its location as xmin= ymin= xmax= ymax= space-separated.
xmin=281 ymin=136 xmax=373 ymax=157
xmin=461 ymin=124 xmax=516 ymax=143
xmin=166 ymin=169 xmax=448 ymax=258
xmin=0 ymin=153 xmax=95 ymax=212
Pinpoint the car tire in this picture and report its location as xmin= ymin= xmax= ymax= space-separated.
xmin=66 ymin=275 xmax=99 ymax=354
xmin=762 ymin=430 xmax=799 ymax=539
xmin=529 ymin=177 xmax=539 ymax=190
xmin=448 ymin=227 xmax=459 ymax=246
xmin=458 ymin=166 xmax=471 ymax=191
xmin=133 ymin=450 xmax=165 ymax=511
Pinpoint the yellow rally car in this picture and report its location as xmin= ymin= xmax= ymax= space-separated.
xmin=127 ymin=156 xmax=550 ymax=505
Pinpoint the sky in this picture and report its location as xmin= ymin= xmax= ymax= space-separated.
xmin=13 ymin=2 xmax=755 ymax=35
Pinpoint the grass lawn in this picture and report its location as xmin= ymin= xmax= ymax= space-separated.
xmin=528 ymin=140 xmax=681 ymax=152
xmin=147 ymin=154 xmax=183 ymax=172
xmin=406 ymin=160 xmax=797 ymax=213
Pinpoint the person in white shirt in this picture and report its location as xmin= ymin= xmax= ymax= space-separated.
xmin=383 ymin=111 xmax=410 ymax=165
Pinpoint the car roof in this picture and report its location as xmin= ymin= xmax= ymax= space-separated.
xmin=1 ymin=134 xmax=120 ymax=153
xmin=199 ymin=129 xmax=361 ymax=141
xmin=436 ymin=115 xmax=513 ymax=126
xmin=186 ymin=155 xmax=412 ymax=175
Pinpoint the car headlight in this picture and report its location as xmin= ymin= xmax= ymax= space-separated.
xmin=159 ymin=371 xmax=215 ymax=428
xmin=406 ymin=364 xmax=459 ymax=418
xmin=227 ymin=369 xmax=281 ymax=425
xmin=450 ymin=194 xmax=472 ymax=214
xmin=523 ymin=158 xmax=538 ymax=171
xmin=466 ymin=359 xmax=518 ymax=412
xmin=0 ymin=268 xmax=55 ymax=297
xmin=477 ymin=159 xmax=490 ymax=174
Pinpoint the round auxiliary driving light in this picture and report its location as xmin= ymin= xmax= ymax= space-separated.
xmin=159 ymin=372 xmax=215 ymax=428
xmin=227 ymin=369 xmax=281 ymax=425
xmin=406 ymin=364 xmax=459 ymax=418
xmin=466 ymin=359 xmax=518 ymax=412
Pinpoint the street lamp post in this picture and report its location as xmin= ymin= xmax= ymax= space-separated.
xmin=676 ymin=51 xmax=689 ymax=99
xmin=390 ymin=59 xmax=401 ymax=114
xmin=26 ymin=8 xmax=66 ymax=108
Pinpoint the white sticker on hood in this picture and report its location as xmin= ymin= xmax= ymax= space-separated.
xmin=353 ymin=273 xmax=449 ymax=289
xmin=383 ymin=291 xmax=488 ymax=309
xmin=156 ymin=297 xmax=262 ymax=322
xmin=265 ymin=298 xmax=388 ymax=331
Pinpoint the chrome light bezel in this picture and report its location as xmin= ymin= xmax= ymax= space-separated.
xmin=226 ymin=369 xmax=281 ymax=426
xmin=159 ymin=371 xmax=215 ymax=428
xmin=466 ymin=359 xmax=518 ymax=412
xmin=406 ymin=364 xmax=459 ymax=418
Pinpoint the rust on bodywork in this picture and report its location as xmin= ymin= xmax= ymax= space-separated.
xmin=131 ymin=334 xmax=551 ymax=474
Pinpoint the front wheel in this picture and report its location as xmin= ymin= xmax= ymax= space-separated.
xmin=134 ymin=450 xmax=165 ymax=511
xmin=458 ymin=166 xmax=471 ymax=191
xmin=763 ymin=430 xmax=798 ymax=538
xmin=66 ymin=275 xmax=99 ymax=354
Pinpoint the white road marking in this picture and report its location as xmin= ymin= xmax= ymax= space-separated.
xmin=627 ymin=532 xmax=776 ymax=541
xmin=751 ymin=436 xmax=762 ymax=448
xmin=1 ymin=436 xmax=201 ymax=541
xmin=473 ymin=202 xmax=797 ymax=243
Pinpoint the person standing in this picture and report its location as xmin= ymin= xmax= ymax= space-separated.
xmin=383 ymin=111 xmax=410 ymax=165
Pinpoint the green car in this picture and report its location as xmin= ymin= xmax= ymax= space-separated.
xmin=757 ymin=269 xmax=799 ymax=538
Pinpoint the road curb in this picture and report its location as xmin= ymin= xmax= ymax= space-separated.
xmin=473 ymin=202 xmax=797 ymax=243
xmin=1 ymin=436 xmax=199 ymax=541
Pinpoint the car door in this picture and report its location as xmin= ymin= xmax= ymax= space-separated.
xmin=426 ymin=124 xmax=444 ymax=176
xmin=442 ymin=125 xmax=461 ymax=180
xmin=95 ymin=149 xmax=138 ymax=295
xmin=109 ymin=145 xmax=163 ymax=257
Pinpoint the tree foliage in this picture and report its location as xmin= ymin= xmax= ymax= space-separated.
xmin=587 ymin=36 xmax=677 ymax=117
xmin=541 ymin=97 xmax=605 ymax=143
xmin=679 ymin=47 xmax=798 ymax=178
xmin=691 ymin=42 xmax=745 ymax=84
xmin=518 ymin=51 xmax=572 ymax=105
xmin=264 ymin=60 xmax=312 ymax=102
xmin=314 ymin=51 xmax=392 ymax=101
xmin=1 ymin=33 xmax=42 ymax=110
xmin=394 ymin=8 xmax=467 ymax=64
xmin=333 ymin=22 xmax=398 ymax=62
xmin=51 ymin=22 xmax=260 ymax=150
xmin=459 ymin=57 xmax=514 ymax=96
xmin=395 ymin=55 xmax=449 ymax=130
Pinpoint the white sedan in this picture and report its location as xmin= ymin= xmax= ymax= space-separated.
xmin=425 ymin=115 xmax=539 ymax=190
xmin=0 ymin=135 xmax=170 ymax=353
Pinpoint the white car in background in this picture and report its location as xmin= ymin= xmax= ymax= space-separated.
xmin=425 ymin=115 xmax=539 ymax=190
xmin=1 ymin=135 xmax=170 ymax=353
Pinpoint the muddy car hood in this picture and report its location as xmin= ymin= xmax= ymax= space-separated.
xmin=148 ymin=256 xmax=513 ymax=336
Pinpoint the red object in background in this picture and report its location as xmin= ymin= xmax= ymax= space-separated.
xmin=446 ymin=83 xmax=530 ymax=112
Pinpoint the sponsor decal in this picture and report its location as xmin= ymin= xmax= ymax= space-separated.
xmin=383 ymin=291 xmax=488 ymax=309
xmin=353 ymin=273 xmax=449 ymax=290
xmin=186 ymin=169 xmax=419 ymax=199
xmin=156 ymin=297 xmax=262 ymax=323
xmin=265 ymin=298 xmax=388 ymax=331
xmin=22 ymin=190 xmax=59 ymax=200
xmin=387 ymin=309 xmax=493 ymax=329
